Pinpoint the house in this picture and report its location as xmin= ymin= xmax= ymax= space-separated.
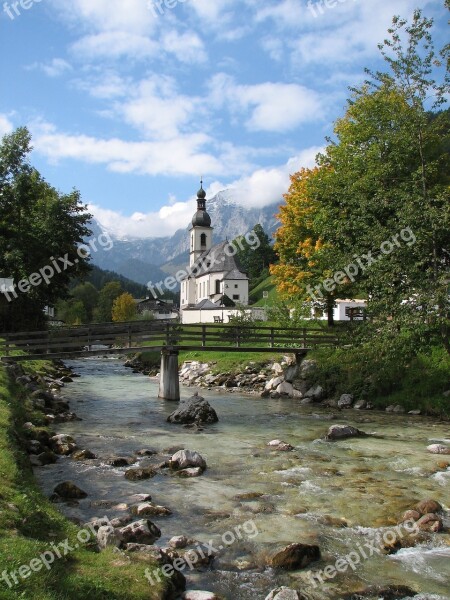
xmin=303 ymin=299 xmax=367 ymax=322
xmin=180 ymin=183 xmax=252 ymax=324
xmin=135 ymin=298 xmax=178 ymax=320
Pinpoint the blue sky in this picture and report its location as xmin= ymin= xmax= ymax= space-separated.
xmin=0 ymin=0 xmax=447 ymax=238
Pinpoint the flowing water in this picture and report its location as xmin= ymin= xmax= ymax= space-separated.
xmin=35 ymin=359 xmax=450 ymax=600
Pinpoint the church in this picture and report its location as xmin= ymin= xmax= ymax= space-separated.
xmin=180 ymin=183 xmax=250 ymax=324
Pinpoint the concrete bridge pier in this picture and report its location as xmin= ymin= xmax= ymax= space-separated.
xmin=158 ymin=348 xmax=180 ymax=401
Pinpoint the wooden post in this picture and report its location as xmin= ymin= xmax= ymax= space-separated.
xmin=158 ymin=348 xmax=180 ymax=401
xmin=201 ymin=325 xmax=206 ymax=347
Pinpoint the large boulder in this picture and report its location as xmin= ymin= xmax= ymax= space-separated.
xmin=130 ymin=502 xmax=172 ymax=517
xmin=124 ymin=466 xmax=157 ymax=481
xmin=325 ymin=424 xmax=367 ymax=441
xmin=415 ymin=499 xmax=442 ymax=514
xmin=169 ymin=450 xmax=206 ymax=471
xmin=271 ymin=543 xmax=321 ymax=570
xmin=50 ymin=434 xmax=77 ymax=455
xmin=338 ymin=394 xmax=354 ymax=409
xmin=277 ymin=382 xmax=294 ymax=396
xmin=97 ymin=525 xmax=122 ymax=549
xmin=53 ymin=481 xmax=87 ymax=499
xmin=119 ymin=519 xmax=161 ymax=545
xmin=167 ymin=394 xmax=218 ymax=425
xmin=304 ymin=385 xmax=324 ymax=402
xmin=265 ymin=588 xmax=305 ymax=600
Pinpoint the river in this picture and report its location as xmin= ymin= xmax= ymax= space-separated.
xmin=35 ymin=358 xmax=450 ymax=600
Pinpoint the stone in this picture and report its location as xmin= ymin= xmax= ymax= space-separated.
xmin=107 ymin=456 xmax=137 ymax=467
xmin=119 ymin=519 xmax=161 ymax=545
xmin=124 ymin=466 xmax=157 ymax=481
xmin=267 ymin=440 xmax=294 ymax=451
xmin=134 ymin=448 xmax=158 ymax=457
xmin=265 ymin=587 xmax=305 ymax=600
xmin=169 ymin=535 xmax=191 ymax=549
xmin=72 ymin=449 xmax=97 ymax=460
xmin=408 ymin=410 xmax=421 ymax=415
xmin=174 ymin=467 xmax=204 ymax=478
xmin=130 ymin=502 xmax=172 ymax=517
xmin=271 ymin=543 xmax=321 ymax=570
xmin=169 ymin=449 xmax=206 ymax=471
xmin=50 ymin=434 xmax=77 ymax=455
xmin=416 ymin=513 xmax=443 ymax=533
xmin=30 ymin=451 xmax=58 ymax=466
xmin=427 ymin=444 xmax=450 ymax=455
xmin=182 ymin=591 xmax=220 ymax=600
xmin=325 ymin=424 xmax=366 ymax=440
xmin=400 ymin=510 xmax=421 ymax=522
xmin=284 ymin=364 xmax=299 ymax=383
xmin=167 ymin=395 xmax=218 ymax=425
xmin=415 ymin=499 xmax=442 ymax=514
xmin=53 ymin=481 xmax=87 ymax=499
xmin=272 ymin=363 xmax=284 ymax=374
xmin=354 ymin=400 xmax=368 ymax=410
xmin=304 ymin=385 xmax=324 ymax=401
xmin=338 ymin=394 xmax=353 ymax=409
xmin=341 ymin=586 xmax=417 ymax=599
xmin=277 ymin=382 xmax=294 ymax=396
xmin=97 ymin=525 xmax=122 ymax=549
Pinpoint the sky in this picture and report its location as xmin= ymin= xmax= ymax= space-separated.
xmin=0 ymin=0 xmax=448 ymax=239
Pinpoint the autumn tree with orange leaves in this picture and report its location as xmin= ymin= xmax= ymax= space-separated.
xmin=270 ymin=167 xmax=345 ymax=326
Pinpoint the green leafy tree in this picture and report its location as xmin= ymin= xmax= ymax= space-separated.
xmin=235 ymin=224 xmax=277 ymax=284
xmin=71 ymin=282 xmax=99 ymax=322
xmin=56 ymin=298 xmax=88 ymax=325
xmin=0 ymin=127 xmax=92 ymax=331
xmin=312 ymin=10 xmax=449 ymax=352
xmin=93 ymin=281 xmax=123 ymax=322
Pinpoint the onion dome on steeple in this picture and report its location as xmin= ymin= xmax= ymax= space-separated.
xmin=191 ymin=179 xmax=211 ymax=227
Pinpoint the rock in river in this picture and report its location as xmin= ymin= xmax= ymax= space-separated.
xmin=119 ymin=519 xmax=161 ymax=545
xmin=53 ymin=481 xmax=87 ymax=499
xmin=325 ymin=424 xmax=367 ymax=441
xmin=169 ymin=449 xmax=207 ymax=471
xmin=167 ymin=394 xmax=218 ymax=425
xmin=427 ymin=444 xmax=450 ymax=455
xmin=270 ymin=543 xmax=321 ymax=570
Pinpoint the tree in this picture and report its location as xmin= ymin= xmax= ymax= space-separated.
xmin=235 ymin=224 xmax=277 ymax=283
xmin=93 ymin=281 xmax=123 ymax=322
xmin=112 ymin=292 xmax=137 ymax=322
xmin=312 ymin=9 xmax=449 ymax=351
xmin=270 ymin=168 xmax=339 ymax=326
xmin=71 ymin=282 xmax=99 ymax=322
xmin=0 ymin=127 xmax=92 ymax=331
xmin=56 ymin=298 xmax=88 ymax=325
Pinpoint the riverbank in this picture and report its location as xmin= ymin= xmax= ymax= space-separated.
xmin=131 ymin=346 xmax=450 ymax=420
xmin=0 ymin=360 xmax=171 ymax=600
xmin=31 ymin=358 xmax=450 ymax=599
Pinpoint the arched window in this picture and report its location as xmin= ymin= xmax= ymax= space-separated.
xmin=215 ymin=280 xmax=221 ymax=295
xmin=200 ymin=233 xmax=207 ymax=247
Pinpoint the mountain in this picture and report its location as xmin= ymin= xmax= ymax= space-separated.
xmin=88 ymin=190 xmax=281 ymax=286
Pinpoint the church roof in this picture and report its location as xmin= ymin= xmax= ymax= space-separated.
xmin=194 ymin=241 xmax=249 ymax=280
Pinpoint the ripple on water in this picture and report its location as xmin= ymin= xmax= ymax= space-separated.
xmin=389 ymin=546 xmax=450 ymax=584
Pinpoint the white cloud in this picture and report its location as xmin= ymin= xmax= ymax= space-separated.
xmin=89 ymin=199 xmax=197 ymax=238
xmin=0 ymin=114 xmax=14 ymax=137
xmin=71 ymin=32 xmax=158 ymax=60
xmin=161 ymin=30 xmax=207 ymax=64
xmin=27 ymin=58 xmax=72 ymax=78
xmin=88 ymin=146 xmax=323 ymax=239
xmin=209 ymin=74 xmax=323 ymax=132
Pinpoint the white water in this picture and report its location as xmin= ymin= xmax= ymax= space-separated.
xmin=35 ymin=359 xmax=450 ymax=600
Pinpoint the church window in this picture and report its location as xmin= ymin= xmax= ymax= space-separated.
xmin=215 ymin=280 xmax=221 ymax=294
xmin=200 ymin=233 xmax=207 ymax=247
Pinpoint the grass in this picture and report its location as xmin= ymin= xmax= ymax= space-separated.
xmin=0 ymin=364 xmax=169 ymax=600
xmin=249 ymin=276 xmax=277 ymax=306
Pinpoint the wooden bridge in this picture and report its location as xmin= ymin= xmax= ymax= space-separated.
xmin=0 ymin=321 xmax=339 ymax=401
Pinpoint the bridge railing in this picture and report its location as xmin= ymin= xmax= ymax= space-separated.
xmin=0 ymin=322 xmax=339 ymax=358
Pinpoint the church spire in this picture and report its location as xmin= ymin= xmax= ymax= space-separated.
xmin=192 ymin=178 xmax=211 ymax=227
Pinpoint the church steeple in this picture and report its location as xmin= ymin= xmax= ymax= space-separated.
xmin=191 ymin=179 xmax=211 ymax=227
xmin=190 ymin=179 xmax=212 ymax=267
